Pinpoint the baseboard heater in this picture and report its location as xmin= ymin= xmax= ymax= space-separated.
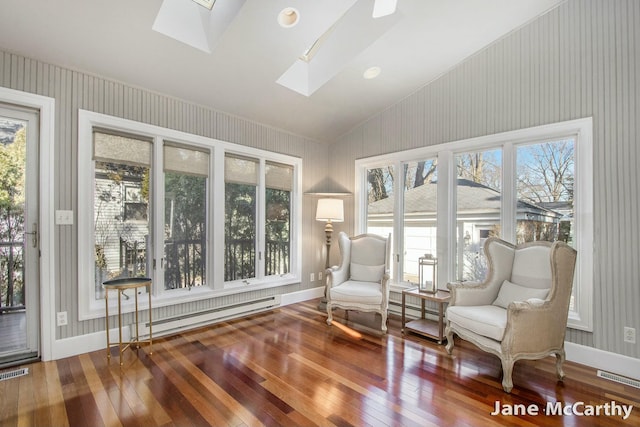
xmin=132 ymin=295 xmax=281 ymax=338
xmin=597 ymin=370 xmax=640 ymax=389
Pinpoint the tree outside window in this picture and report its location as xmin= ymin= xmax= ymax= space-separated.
xmin=516 ymin=140 xmax=574 ymax=245
xmin=0 ymin=123 xmax=26 ymax=309
xmin=224 ymin=155 xmax=258 ymax=282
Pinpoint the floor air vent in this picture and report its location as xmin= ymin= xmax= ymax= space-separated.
xmin=0 ymin=367 xmax=29 ymax=382
xmin=597 ymin=370 xmax=640 ymax=389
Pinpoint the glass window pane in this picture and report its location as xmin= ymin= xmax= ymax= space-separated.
xmin=455 ymin=149 xmax=502 ymax=281
xmin=94 ymin=157 xmax=150 ymax=298
xmin=366 ymin=165 xmax=395 ymax=234
xmin=265 ymin=162 xmax=292 ymax=276
xmin=403 ymin=159 xmax=438 ymax=284
xmin=0 ymin=119 xmax=26 ymax=309
xmin=164 ymin=144 xmax=208 ymax=290
xmin=516 ymin=139 xmax=575 ymax=245
xmin=225 ymin=155 xmax=257 ymax=281
xmin=366 ymin=165 xmax=395 ymax=276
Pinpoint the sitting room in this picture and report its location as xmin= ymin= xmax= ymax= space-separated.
xmin=0 ymin=0 xmax=638 ymax=425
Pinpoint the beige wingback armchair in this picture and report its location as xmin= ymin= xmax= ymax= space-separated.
xmin=326 ymin=232 xmax=391 ymax=332
xmin=445 ymin=237 xmax=577 ymax=392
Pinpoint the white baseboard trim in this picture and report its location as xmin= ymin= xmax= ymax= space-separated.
xmin=280 ymin=286 xmax=324 ymax=306
xmin=565 ymin=342 xmax=640 ymax=381
xmin=52 ymin=327 xmax=131 ymax=360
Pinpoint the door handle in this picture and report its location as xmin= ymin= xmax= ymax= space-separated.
xmin=24 ymin=222 xmax=38 ymax=248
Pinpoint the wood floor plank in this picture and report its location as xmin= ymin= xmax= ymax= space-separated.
xmin=78 ymin=353 xmax=123 ymax=427
xmin=16 ymin=364 xmax=35 ymax=427
xmin=2 ymin=299 xmax=639 ymax=426
xmin=152 ymin=340 xmax=240 ymax=426
xmin=29 ymin=361 xmax=59 ymax=427
xmin=42 ymin=360 xmax=69 ymax=427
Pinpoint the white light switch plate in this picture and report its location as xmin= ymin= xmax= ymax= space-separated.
xmin=55 ymin=210 xmax=74 ymax=225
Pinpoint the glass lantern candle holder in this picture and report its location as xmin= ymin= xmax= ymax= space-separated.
xmin=418 ymin=253 xmax=437 ymax=293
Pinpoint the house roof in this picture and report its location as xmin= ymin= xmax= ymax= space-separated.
xmin=369 ymin=179 xmax=562 ymax=218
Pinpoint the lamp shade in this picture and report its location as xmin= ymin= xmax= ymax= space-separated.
xmin=316 ymin=199 xmax=344 ymax=222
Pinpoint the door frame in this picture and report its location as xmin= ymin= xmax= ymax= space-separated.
xmin=0 ymin=87 xmax=55 ymax=361
xmin=0 ymin=104 xmax=39 ymax=359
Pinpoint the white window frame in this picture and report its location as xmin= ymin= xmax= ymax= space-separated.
xmin=78 ymin=110 xmax=302 ymax=321
xmin=355 ymin=118 xmax=593 ymax=331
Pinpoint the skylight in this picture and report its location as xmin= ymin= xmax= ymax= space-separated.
xmin=153 ymin=0 xmax=245 ymax=53
xmin=192 ymin=0 xmax=215 ymax=10
xmin=277 ymin=0 xmax=400 ymax=97
xmin=299 ymin=21 xmax=339 ymax=63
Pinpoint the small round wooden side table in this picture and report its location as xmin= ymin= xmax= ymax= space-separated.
xmin=103 ymin=277 xmax=153 ymax=365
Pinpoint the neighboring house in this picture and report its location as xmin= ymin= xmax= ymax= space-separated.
xmin=94 ymin=168 xmax=149 ymax=294
xmin=367 ymin=179 xmax=564 ymax=281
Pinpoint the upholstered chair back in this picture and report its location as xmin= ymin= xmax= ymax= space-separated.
xmin=511 ymin=244 xmax=553 ymax=289
xmin=348 ymin=234 xmax=389 ymax=283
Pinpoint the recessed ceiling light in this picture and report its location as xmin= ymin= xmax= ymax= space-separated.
xmin=363 ymin=66 xmax=381 ymax=79
xmin=278 ymin=7 xmax=300 ymax=28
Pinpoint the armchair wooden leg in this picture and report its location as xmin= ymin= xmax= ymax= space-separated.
xmin=444 ymin=325 xmax=455 ymax=354
xmin=381 ymin=311 xmax=388 ymax=333
xmin=326 ymin=302 xmax=333 ymax=326
xmin=555 ymin=349 xmax=566 ymax=381
xmin=501 ymin=358 xmax=515 ymax=393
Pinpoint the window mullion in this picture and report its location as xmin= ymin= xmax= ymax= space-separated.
xmin=501 ymin=143 xmax=516 ymax=243
xmin=212 ymin=147 xmax=225 ymax=289
xmin=394 ymin=160 xmax=404 ymax=283
xmin=437 ymin=150 xmax=455 ymax=287
xmin=153 ymin=136 xmax=165 ymax=296
xmin=257 ymin=159 xmax=266 ymax=279
xmin=354 ymin=164 xmax=366 ymax=234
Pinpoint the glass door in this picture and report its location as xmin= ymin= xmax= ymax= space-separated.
xmin=0 ymin=105 xmax=40 ymax=366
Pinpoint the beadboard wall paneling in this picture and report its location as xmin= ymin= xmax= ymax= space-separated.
xmin=0 ymin=49 xmax=329 ymax=340
xmin=331 ymin=0 xmax=639 ymax=358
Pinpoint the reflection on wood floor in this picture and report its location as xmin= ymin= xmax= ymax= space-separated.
xmin=1 ymin=299 xmax=638 ymax=426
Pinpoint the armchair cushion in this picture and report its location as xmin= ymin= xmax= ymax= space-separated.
xmin=492 ymin=280 xmax=550 ymax=309
xmin=446 ymin=305 xmax=507 ymax=341
xmin=350 ymin=263 xmax=385 ymax=282
xmin=329 ymin=281 xmax=383 ymax=305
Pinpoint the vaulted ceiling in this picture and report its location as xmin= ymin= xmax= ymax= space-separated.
xmin=0 ymin=0 xmax=563 ymax=142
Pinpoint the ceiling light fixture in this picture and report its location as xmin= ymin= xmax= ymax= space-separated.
xmin=372 ymin=0 xmax=398 ymax=18
xmin=278 ymin=7 xmax=300 ymax=28
xmin=192 ymin=0 xmax=215 ymax=10
xmin=363 ymin=66 xmax=381 ymax=79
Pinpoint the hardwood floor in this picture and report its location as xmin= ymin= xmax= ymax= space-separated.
xmin=1 ymin=299 xmax=638 ymax=427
